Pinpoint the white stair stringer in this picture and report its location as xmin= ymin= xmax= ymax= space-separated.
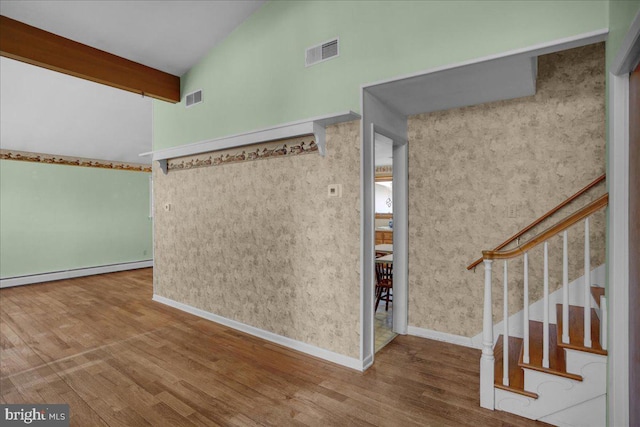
xmin=494 ymin=352 xmax=606 ymax=424
xmin=539 ymin=395 xmax=606 ymax=427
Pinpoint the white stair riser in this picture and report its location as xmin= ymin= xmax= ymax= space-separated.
xmin=564 ymin=349 xmax=607 ymax=376
xmin=495 ymin=388 xmax=537 ymax=420
xmin=539 ymin=394 xmax=606 ymax=427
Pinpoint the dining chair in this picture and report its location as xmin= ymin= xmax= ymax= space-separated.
xmin=374 ymin=262 xmax=393 ymax=311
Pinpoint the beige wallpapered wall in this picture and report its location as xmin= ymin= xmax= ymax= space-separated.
xmin=407 ymin=43 xmax=606 ymax=337
xmin=155 ymin=43 xmax=606 ymax=353
xmin=153 ymin=121 xmax=361 ymax=358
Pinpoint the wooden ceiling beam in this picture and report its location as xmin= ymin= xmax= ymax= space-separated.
xmin=0 ymin=15 xmax=180 ymax=103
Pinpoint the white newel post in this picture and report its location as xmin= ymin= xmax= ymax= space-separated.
xmin=480 ymin=259 xmax=495 ymax=410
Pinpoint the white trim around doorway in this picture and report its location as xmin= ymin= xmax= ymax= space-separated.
xmin=358 ymin=28 xmax=609 ymax=371
xmin=607 ymin=9 xmax=640 ymax=427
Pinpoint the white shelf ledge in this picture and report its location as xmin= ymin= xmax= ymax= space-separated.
xmin=140 ymin=111 xmax=361 ymax=174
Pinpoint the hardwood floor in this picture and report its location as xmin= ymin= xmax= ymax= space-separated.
xmin=0 ymin=269 xmax=549 ymax=426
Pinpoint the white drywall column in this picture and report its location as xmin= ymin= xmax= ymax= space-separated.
xmin=607 ymin=10 xmax=640 ymax=426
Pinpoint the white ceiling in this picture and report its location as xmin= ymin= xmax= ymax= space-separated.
xmin=0 ymin=0 xmax=265 ymax=76
xmin=0 ymin=0 xmax=265 ymax=163
xmin=0 ymin=57 xmax=152 ymax=164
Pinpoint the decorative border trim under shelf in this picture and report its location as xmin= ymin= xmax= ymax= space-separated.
xmin=141 ymin=111 xmax=360 ymax=174
xmin=1 ymin=149 xmax=151 ymax=172
xmin=167 ymin=135 xmax=317 ymax=172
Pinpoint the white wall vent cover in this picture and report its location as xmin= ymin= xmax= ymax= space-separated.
xmin=185 ymin=90 xmax=203 ymax=107
xmin=305 ymin=38 xmax=339 ymax=67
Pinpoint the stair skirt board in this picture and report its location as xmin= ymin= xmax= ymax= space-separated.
xmin=496 ymin=387 xmax=606 ymax=426
xmin=539 ymin=395 xmax=606 ymax=427
xmin=471 ymin=264 xmax=605 ymax=347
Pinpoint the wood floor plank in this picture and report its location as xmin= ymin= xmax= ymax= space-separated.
xmin=0 ymin=268 xmax=549 ymax=426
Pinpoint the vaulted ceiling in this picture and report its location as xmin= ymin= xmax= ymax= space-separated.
xmin=0 ymin=1 xmax=265 ymax=76
xmin=0 ymin=1 xmax=265 ymax=163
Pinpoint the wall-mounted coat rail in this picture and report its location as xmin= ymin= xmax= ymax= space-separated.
xmin=140 ymin=111 xmax=361 ymax=174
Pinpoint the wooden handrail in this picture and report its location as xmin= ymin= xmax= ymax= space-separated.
xmin=482 ymin=193 xmax=608 ymax=261
xmin=466 ymin=174 xmax=606 ymax=270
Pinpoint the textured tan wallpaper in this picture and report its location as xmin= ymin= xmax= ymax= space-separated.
xmin=407 ymin=43 xmax=606 ymax=337
xmin=153 ymin=121 xmax=361 ymax=358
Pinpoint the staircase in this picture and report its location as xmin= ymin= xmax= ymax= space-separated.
xmin=474 ymin=183 xmax=609 ymax=427
xmin=493 ymin=287 xmax=607 ymax=426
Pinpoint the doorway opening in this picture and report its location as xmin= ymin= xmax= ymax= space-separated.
xmin=367 ymin=124 xmax=409 ymax=355
xmin=374 ymin=133 xmax=395 ymax=351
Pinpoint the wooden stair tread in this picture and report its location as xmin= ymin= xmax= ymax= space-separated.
xmin=555 ymin=304 xmax=607 ymax=355
xmin=518 ymin=321 xmax=582 ymax=381
xmin=494 ymin=335 xmax=538 ymax=399
xmin=591 ymin=286 xmax=605 ymax=307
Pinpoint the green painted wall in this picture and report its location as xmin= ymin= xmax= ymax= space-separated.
xmin=606 ymin=0 xmax=640 ymax=68
xmin=154 ymin=0 xmax=608 ymax=150
xmin=0 ymin=160 xmax=152 ymax=278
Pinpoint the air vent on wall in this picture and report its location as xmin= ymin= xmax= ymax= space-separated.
xmin=305 ymin=38 xmax=339 ymax=67
xmin=185 ymin=90 xmax=203 ymax=108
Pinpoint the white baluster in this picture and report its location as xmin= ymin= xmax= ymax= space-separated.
xmin=480 ymin=260 xmax=495 ymax=410
xmin=562 ymin=230 xmax=570 ymax=344
xmin=503 ymin=260 xmax=509 ymax=386
xmin=601 ymin=296 xmax=607 ymax=351
xmin=584 ymin=218 xmax=592 ymax=348
xmin=543 ymin=242 xmax=550 ymax=369
xmin=523 ymin=253 xmax=530 ymax=364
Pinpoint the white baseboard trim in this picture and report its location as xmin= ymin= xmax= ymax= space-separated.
xmin=407 ymin=325 xmax=480 ymax=349
xmin=152 ymin=294 xmax=365 ymax=372
xmin=362 ymin=354 xmax=374 ymax=371
xmin=0 ymin=260 xmax=153 ymax=288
